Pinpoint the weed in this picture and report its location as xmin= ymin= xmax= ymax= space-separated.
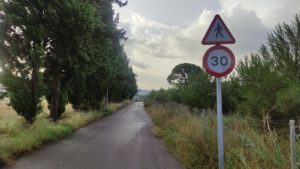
xmin=146 ymin=103 xmax=294 ymax=169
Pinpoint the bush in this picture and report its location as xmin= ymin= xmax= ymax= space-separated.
xmin=146 ymin=103 xmax=292 ymax=169
xmin=1 ymin=74 xmax=44 ymax=123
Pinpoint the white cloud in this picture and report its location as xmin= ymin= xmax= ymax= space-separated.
xmin=219 ymin=0 xmax=300 ymax=26
xmin=115 ymin=1 xmax=299 ymax=90
xmin=115 ymin=0 xmax=220 ymax=25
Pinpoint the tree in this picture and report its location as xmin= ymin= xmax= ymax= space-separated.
xmin=263 ymin=14 xmax=300 ymax=79
xmin=0 ymin=0 xmax=136 ymax=122
xmin=167 ymin=63 xmax=202 ymax=86
xmin=178 ymin=70 xmax=214 ymax=109
xmin=165 ymin=63 xmax=214 ymax=109
xmin=235 ymin=14 xmax=300 ymax=119
xmin=0 ymin=0 xmax=47 ymax=123
xmin=43 ymin=0 xmax=98 ymax=121
xmin=68 ymin=0 xmax=136 ymax=111
xmin=222 ymin=76 xmax=241 ymax=113
xmin=236 ymin=54 xmax=287 ymax=118
xmin=108 ymin=52 xmax=137 ymax=102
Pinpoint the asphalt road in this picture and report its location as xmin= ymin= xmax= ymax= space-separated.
xmin=4 ymin=102 xmax=183 ymax=169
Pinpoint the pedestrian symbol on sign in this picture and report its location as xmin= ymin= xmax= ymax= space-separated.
xmin=201 ymin=14 xmax=235 ymax=45
xmin=215 ymin=23 xmax=224 ymax=38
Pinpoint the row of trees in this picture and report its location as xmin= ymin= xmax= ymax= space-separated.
xmin=148 ymin=14 xmax=300 ymax=120
xmin=0 ymin=0 xmax=137 ymax=123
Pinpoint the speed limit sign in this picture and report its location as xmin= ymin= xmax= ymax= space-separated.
xmin=203 ymin=45 xmax=235 ymax=77
xmin=201 ymin=14 xmax=236 ymax=169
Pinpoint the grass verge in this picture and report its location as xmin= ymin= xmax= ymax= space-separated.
xmin=146 ymin=103 xmax=299 ymax=169
xmin=0 ymin=101 xmax=130 ymax=166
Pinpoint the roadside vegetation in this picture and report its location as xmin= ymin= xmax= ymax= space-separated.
xmin=0 ymin=0 xmax=137 ymax=123
xmin=145 ymin=15 xmax=300 ymax=168
xmin=146 ymin=103 xmax=298 ymax=169
xmin=0 ymin=1 xmax=136 ymax=166
xmin=0 ymin=99 xmax=130 ymax=165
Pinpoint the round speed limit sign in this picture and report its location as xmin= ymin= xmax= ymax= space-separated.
xmin=203 ymin=45 xmax=235 ymax=77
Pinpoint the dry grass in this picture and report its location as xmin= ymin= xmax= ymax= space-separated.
xmin=109 ymin=100 xmax=131 ymax=112
xmin=146 ymin=103 xmax=297 ymax=169
xmin=0 ymin=98 xmax=18 ymax=118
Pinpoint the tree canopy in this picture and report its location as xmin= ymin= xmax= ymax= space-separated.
xmin=0 ymin=0 xmax=137 ymax=123
xmin=167 ymin=63 xmax=202 ymax=86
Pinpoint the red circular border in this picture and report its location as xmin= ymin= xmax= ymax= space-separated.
xmin=203 ymin=45 xmax=235 ymax=78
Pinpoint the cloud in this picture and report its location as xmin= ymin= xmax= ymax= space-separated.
xmin=122 ymin=7 xmax=270 ymax=58
xmin=115 ymin=1 xmax=299 ymax=89
xmin=219 ymin=0 xmax=300 ymax=26
xmin=131 ymin=60 xmax=150 ymax=70
xmin=222 ymin=6 xmax=271 ymax=58
xmin=116 ymin=0 xmax=220 ymax=25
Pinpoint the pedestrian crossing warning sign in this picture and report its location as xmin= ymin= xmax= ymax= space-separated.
xmin=202 ymin=14 xmax=235 ymax=45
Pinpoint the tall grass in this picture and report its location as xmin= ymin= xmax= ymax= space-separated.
xmin=146 ymin=103 xmax=296 ymax=169
xmin=0 ymin=101 xmax=130 ymax=165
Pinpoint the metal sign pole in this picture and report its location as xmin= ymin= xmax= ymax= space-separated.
xmin=216 ymin=77 xmax=224 ymax=169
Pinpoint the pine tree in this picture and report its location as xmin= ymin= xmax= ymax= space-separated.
xmin=0 ymin=0 xmax=48 ymax=123
xmin=44 ymin=0 xmax=97 ymax=121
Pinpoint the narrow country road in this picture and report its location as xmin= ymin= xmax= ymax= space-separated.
xmin=4 ymin=102 xmax=182 ymax=169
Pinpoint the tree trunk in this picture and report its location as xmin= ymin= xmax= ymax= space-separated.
xmin=106 ymin=88 xmax=109 ymax=111
xmin=29 ymin=64 xmax=39 ymax=124
xmin=50 ymin=74 xmax=61 ymax=122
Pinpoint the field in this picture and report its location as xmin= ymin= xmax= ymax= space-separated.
xmin=145 ymin=103 xmax=300 ymax=169
xmin=0 ymin=98 xmax=18 ymax=118
xmin=0 ymin=98 xmax=129 ymax=165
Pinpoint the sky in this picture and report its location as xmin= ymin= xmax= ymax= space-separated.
xmin=114 ymin=0 xmax=300 ymax=90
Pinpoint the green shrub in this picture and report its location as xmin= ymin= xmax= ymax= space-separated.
xmin=1 ymin=75 xmax=44 ymax=124
xmin=146 ymin=103 xmax=292 ymax=169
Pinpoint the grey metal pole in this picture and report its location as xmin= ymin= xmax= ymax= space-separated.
xmin=290 ymin=120 xmax=296 ymax=169
xmin=216 ymin=78 xmax=224 ymax=169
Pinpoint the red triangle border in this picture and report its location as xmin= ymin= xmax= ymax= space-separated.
xmin=201 ymin=14 xmax=236 ymax=45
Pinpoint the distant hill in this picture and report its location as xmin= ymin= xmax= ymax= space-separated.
xmin=136 ymin=90 xmax=151 ymax=96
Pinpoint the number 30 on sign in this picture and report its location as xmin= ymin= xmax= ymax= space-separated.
xmin=203 ymin=45 xmax=235 ymax=78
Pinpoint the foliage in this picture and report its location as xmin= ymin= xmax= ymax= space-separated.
xmin=0 ymin=0 xmax=46 ymax=123
xmin=0 ymin=90 xmax=7 ymax=100
xmin=178 ymin=73 xmax=214 ymax=109
xmin=148 ymin=63 xmax=214 ymax=110
xmin=235 ymin=14 xmax=300 ymax=119
xmin=67 ymin=0 xmax=137 ymax=111
xmin=147 ymin=88 xmax=178 ymax=103
xmin=275 ymin=81 xmax=300 ymax=119
xmin=0 ymin=74 xmax=44 ymax=123
xmin=167 ymin=63 xmax=202 ymax=86
xmin=146 ymin=103 xmax=292 ymax=169
xmin=42 ymin=0 xmax=99 ymax=121
xmin=0 ymin=0 xmax=136 ymax=122
xmin=222 ymin=76 xmax=241 ymax=113
xmin=236 ymin=54 xmax=289 ymax=118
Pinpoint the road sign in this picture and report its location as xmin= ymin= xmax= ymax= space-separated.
xmin=201 ymin=14 xmax=236 ymax=169
xmin=202 ymin=14 xmax=235 ymax=45
xmin=203 ymin=45 xmax=235 ymax=78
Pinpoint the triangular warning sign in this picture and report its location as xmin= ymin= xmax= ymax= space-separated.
xmin=202 ymin=14 xmax=235 ymax=45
